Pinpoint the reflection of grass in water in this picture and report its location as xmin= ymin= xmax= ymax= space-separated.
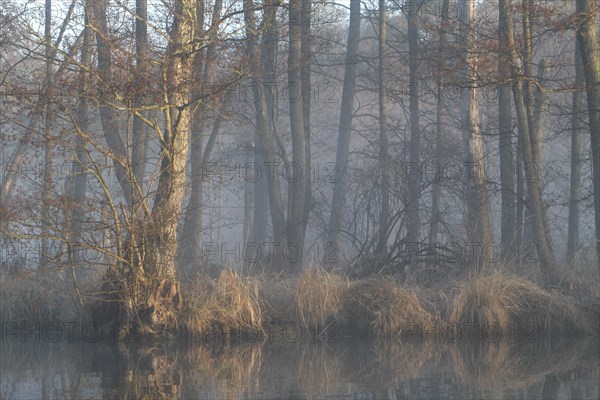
xmin=448 ymin=337 xmax=598 ymax=395
xmin=1 ymin=337 xmax=598 ymax=399
xmin=184 ymin=343 xmax=263 ymax=396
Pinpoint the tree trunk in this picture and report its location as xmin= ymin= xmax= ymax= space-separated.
xmin=499 ymin=0 xmax=560 ymax=285
xmin=131 ymin=0 xmax=149 ymax=200
xmin=575 ymin=0 xmax=600 ymax=263
xmin=243 ymin=0 xmax=288 ymax=271
xmin=459 ymin=0 xmax=493 ymax=271
xmin=90 ymin=0 xmax=134 ymax=207
xmin=40 ymin=0 xmax=53 ymax=268
xmin=179 ymin=0 xmax=223 ymax=268
xmin=68 ymin=6 xmax=93 ymax=267
xmin=286 ymin=0 xmax=309 ymax=270
xmin=327 ymin=0 xmax=361 ymax=256
xmin=377 ymin=0 xmax=390 ymax=257
xmin=567 ymin=42 xmax=584 ymax=264
xmin=429 ymin=0 xmax=449 ymax=247
xmin=407 ymin=0 xmax=421 ymax=245
xmin=498 ymin=0 xmax=516 ymax=259
xmin=301 ymin=0 xmax=312 ymax=239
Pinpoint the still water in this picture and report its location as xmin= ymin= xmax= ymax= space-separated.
xmin=1 ymin=335 xmax=598 ymax=399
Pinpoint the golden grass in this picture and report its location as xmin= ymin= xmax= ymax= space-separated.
xmin=294 ymin=267 xmax=348 ymax=330
xmin=184 ymin=269 xmax=263 ymax=338
xmin=341 ymin=279 xmax=437 ymax=338
xmin=448 ymin=270 xmax=593 ymax=335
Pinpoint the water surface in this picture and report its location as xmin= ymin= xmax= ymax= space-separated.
xmin=1 ymin=336 xmax=598 ymax=399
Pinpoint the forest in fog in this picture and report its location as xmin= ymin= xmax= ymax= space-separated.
xmin=0 ymin=0 xmax=598 ymax=339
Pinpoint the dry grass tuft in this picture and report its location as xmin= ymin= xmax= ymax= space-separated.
xmin=341 ymin=279 xmax=437 ymax=338
xmin=448 ymin=271 xmax=592 ymax=335
xmin=295 ymin=267 xmax=348 ymax=329
xmin=184 ymin=269 xmax=263 ymax=338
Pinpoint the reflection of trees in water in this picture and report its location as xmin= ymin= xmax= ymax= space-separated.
xmin=0 ymin=338 xmax=598 ymax=399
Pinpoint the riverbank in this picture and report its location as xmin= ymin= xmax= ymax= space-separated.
xmin=2 ymin=266 xmax=597 ymax=342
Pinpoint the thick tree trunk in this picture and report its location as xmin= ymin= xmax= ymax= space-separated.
xmin=377 ymin=0 xmax=390 ymax=257
xmin=407 ymin=0 xmax=421 ymax=245
xmin=327 ymin=0 xmax=361 ymax=256
xmin=567 ymin=43 xmax=584 ymax=264
xmin=575 ymin=0 xmax=600 ymax=263
xmin=499 ymin=0 xmax=560 ymax=285
xmin=459 ymin=0 xmax=493 ymax=270
xmin=498 ymin=1 xmax=516 ymax=259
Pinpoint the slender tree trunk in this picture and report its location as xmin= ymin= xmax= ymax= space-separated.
xmin=68 ymin=7 xmax=93 ymax=267
xmin=429 ymin=0 xmax=449 ymax=247
xmin=131 ymin=0 xmax=148 ymax=200
xmin=179 ymin=0 xmax=223 ymax=267
xmin=459 ymin=0 xmax=493 ymax=270
xmin=287 ymin=0 xmax=309 ymax=269
xmin=567 ymin=42 xmax=584 ymax=264
xmin=407 ymin=0 xmax=421 ymax=244
xmin=243 ymin=143 xmax=254 ymax=272
xmin=377 ymin=0 xmax=390 ymax=256
xmin=327 ymin=0 xmax=361 ymax=255
xmin=243 ymin=0 xmax=288 ymax=271
xmin=499 ymin=0 xmax=560 ymax=285
xmin=301 ymin=0 xmax=312 ymax=237
xmin=90 ymin=0 xmax=134 ymax=206
xmin=498 ymin=1 xmax=515 ymax=259
xmin=575 ymin=0 xmax=600 ymax=263
xmin=40 ymin=0 xmax=53 ymax=268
